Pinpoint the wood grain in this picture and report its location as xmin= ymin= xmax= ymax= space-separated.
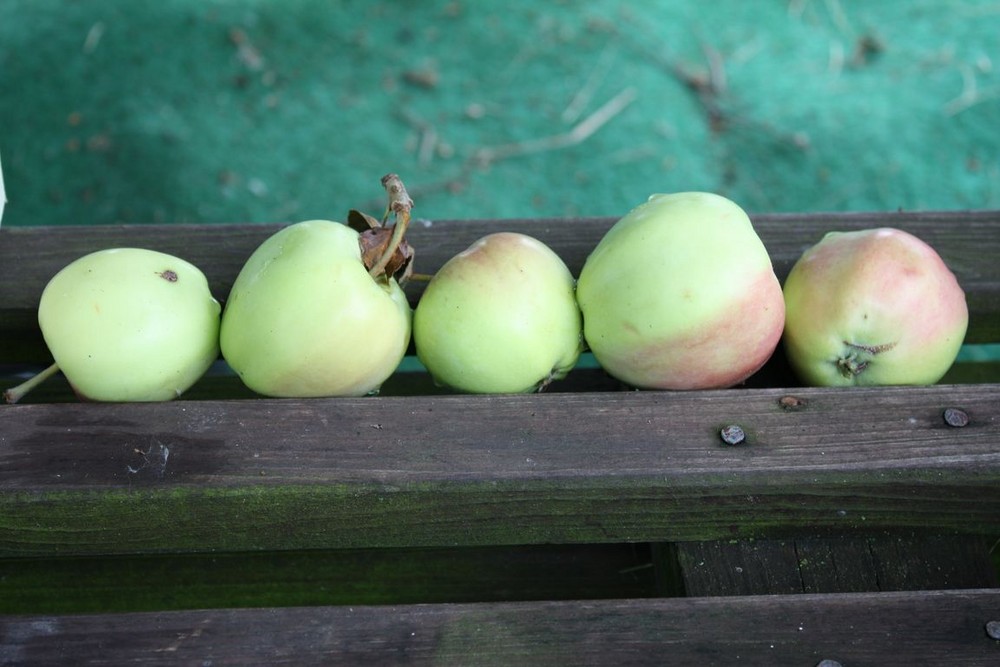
xmin=676 ymin=534 xmax=999 ymax=596
xmin=2 ymin=589 xmax=998 ymax=665
xmin=2 ymin=384 xmax=998 ymax=556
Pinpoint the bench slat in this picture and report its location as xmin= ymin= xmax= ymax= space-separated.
xmin=2 ymin=384 xmax=998 ymax=556
xmin=675 ymin=534 xmax=998 ymax=596
xmin=2 ymin=589 xmax=998 ymax=665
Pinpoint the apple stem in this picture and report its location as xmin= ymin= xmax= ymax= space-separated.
xmin=368 ymin=173 xmax=414 ymax=279
xmin=4 ymin=361 xmax=60 ymax=404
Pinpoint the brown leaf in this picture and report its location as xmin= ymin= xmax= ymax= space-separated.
xmin=358 ymin=227 xmax=394 ymax=273
xmin=384 ymin=240 xmax=414 ymax=284
xmin=359 ymin=228 xmax=414 ymax=283
xmin=348 ymin=208 xmax=382 ymax=234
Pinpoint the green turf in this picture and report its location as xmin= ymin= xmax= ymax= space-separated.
xmin=2 ymin=0 xmax=999 ymax=228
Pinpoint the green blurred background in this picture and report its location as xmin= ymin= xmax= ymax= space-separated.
xmin=2 ymin=0 xmax=999 ymax=228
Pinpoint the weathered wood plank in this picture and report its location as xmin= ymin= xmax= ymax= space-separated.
xmin=677 ymin=538 xmax=806 ymax=595
xmin=2 ymin=385 xmax=998 ymax=556
xmin=2 ymin=210 xmax=998 ymax=364
xmin=2 ymin=589 xmax=998 ymax=665
xmin=675 ymin=534 xmax=999 ymax=596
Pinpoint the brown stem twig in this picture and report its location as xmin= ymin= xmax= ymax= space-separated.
xmin=368 ymin=174 xmax=413 ymax=279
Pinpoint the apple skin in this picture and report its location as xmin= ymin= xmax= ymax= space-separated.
xmin=220 ymin=220 xmax=411 ymax=397
xmin=782 ymin=228 xmax=968 ymax=386
xmin=38 ymin=248 xmax=221 ymax=401
xmin=575 ymin=192 xmax=785 ymax=389
xmin=413 ymin=232 xmax=583 ymax=393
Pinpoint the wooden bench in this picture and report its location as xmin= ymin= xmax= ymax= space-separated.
xmin=2 ymin=211 xmax=999 ymax=665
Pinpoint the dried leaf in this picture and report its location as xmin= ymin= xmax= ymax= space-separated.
xmin=396 ymin=246 xmax=415 ymax=285
xmin=358 ymin=227 xmax=394 ymax=272
xmin=358 ymin=226 xmax=414 ymax=283
xmin=383 ymin=239 xmax=414 ymax=283
xmin=348 ymin=208 xmax=382 ymax=234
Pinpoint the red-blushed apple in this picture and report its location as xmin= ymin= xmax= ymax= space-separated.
xmin=413 ymin=232 xmax=583 ymax=393
xmin=576 ymin=192 xmax=785 ymax=389
xmin=782 ymin=227 xmax=968 ymax=386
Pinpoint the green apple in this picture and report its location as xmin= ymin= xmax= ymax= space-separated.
xmin=220 ymin=220 xmax=411 ymax=397
xmin=24 ymin=248 xmax=220 ymax=402
xmin=576 ymin=192 xmax=785 ymax=389
xmin=782 ymin=227 xmax=968 ymax=386
xmin=413 ymin=232 xmax=583 ymax=393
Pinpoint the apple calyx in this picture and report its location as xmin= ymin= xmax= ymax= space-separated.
xmin=837 ymin=340 xmax=897 ymax=379
xmin=349 ymin=173 xmax=416 ymax=286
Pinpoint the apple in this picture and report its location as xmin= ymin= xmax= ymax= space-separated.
xmin=575 ymin=192 xmax=785 ymax=389
xmin=413 ymin=232 xmax=583 ymax=393
xmin=220 ymin=220 xmax=411 ymax=397
xmin=782 ymin=227 xmax=968 ymax=386
xmin=6 ymin=248 xmax=221 ymax=403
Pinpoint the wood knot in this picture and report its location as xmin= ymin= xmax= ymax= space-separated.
xmin=778 ymin=395 xmax=807 ymax=411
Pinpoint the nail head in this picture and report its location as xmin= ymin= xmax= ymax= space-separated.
xmin=986 ymin=620 xmax=1000 ymax=640
xmin=720 ymin=424 xmax=746 ymax=446
xmin=943 ymin=407 xmax=969 ymax=428
xmin=816 ymin=661 xmax=843 ymax=667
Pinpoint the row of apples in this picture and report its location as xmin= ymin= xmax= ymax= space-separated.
xmin=4 ymin=187 xmax=968 ymax=403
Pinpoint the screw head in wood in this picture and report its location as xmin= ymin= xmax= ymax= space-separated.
xmin=986 ymin=620 xmax=1000 ymax=640
xmin=816 ymin=661 xmax=843 ymax=667
xmin=942 ymin=407 xmax=969 ymax=427
xmin=720 ymin=424 xmax=746 ymax=446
